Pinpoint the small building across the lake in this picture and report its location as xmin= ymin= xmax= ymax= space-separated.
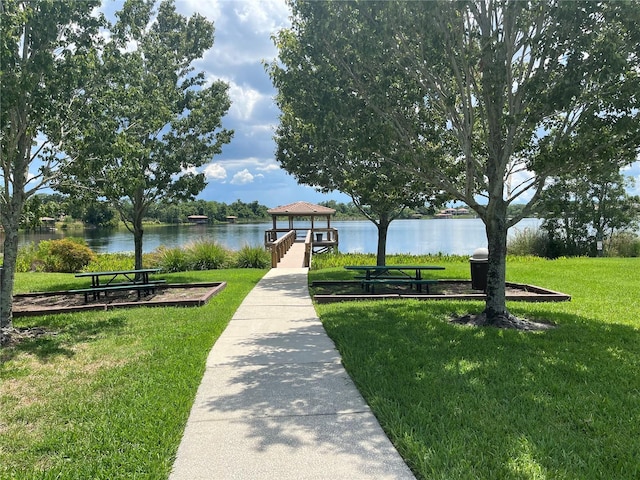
xmin=187 ymin=215 xmax=208 ymax=225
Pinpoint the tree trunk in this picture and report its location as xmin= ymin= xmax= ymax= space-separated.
xmin=483 ymin=202 xmax=509 ymax=323
xmin=376 ymin=216 xmax=390 ymax=266
xmin=0 ymin=213 xmax=21 ymax=331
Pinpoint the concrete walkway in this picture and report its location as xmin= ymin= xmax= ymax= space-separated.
xmin=169 ymin=268 xmax=415 ymax=479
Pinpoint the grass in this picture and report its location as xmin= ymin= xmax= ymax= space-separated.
xmin=311 ymin=255 xmax=640 ymax=479
xmin=3 ymin=256 xmax=640 ymax=479
xmin=1 ymin=268 xmax=267 ymax=479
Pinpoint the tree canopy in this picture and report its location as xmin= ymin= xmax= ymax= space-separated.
xmin=270 ymin=1 xmax=445 ymax=265
xmin=0 ymin=0 xmax=103 ymax=330
xmin=274 ymin=0 xmax=640 ymax=324
xmin=58 ymin=0 xmax=233 ymax=270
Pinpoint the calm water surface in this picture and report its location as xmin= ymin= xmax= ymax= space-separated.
xmin=11 ymin=218 xmax=543 ymax=256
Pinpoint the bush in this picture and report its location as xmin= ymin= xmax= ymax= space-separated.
xmin=84 ymin=253 xmax=136 ymax=272
xmin=507 ymin=228 xmax=549 ymax=257
xmin=234 ymin=245 xmax=270 ymax=268
xmin=15 ymin=242 xmax=39 ymax=273
xmin=186 ymin=239 xmax=229 ymax=270
xmin=155 ymin=246 xmax=191 ymax=273
xmin=38 ymin=238 xmax=97 ymax=272
xmin=606 ymin=232 xmax=640 ymax=257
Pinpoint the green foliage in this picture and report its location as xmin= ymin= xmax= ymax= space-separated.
xmin=16 ymin=239 xmax=97 ymax=273
xmin=2 ymin=269 xmax=265 ymax=478
xmin=269 ymin=2 xmax=445 ymax=265
xmin=311 ymin=256 xmax=640 ymax=478
xmin=153 ymin=241 xmax=231 ymax=272
xmin=186 ymin=240 xmax=230 ymax=270
xmin=540 ymin=167 xmax=639 ymax=257
xmin=155 ymin=246 xmax=192 ymax=273
xmin=15 ymin=243 xmax=39 ymax=273
xmin=273 ymin=0 xmax=640 ymax=320
xmin=312 ymin=251 xmax=470 ymax=271
xmin=233 ymin=245 xmax=271 ymax=269
xmin=0 ymin=0 xmax=104 ymax=328
xmin=84 ymin=253 xmax=136 ymax=272
xmin=507 ymin=228 xmax=550 ymax=257
xmin=38 ymin=238 xmax=97 ymax=273
xmin=57 ymin=0 xmax=232 ymax=270
xmin=606 ymin=232 xmax=640 ymax=257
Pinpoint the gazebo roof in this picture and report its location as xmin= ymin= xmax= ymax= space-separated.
xmin=267 ymin=201 xmax=335 ymax=216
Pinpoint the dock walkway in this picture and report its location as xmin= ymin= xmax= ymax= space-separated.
xmin=169 ymin=267 xmax=415 ymax=479
xmin=276 ymin=241 xmax=307 ymax=268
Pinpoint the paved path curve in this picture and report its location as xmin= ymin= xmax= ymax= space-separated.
xmin=169 ymin=267 xmax=415 ymax=479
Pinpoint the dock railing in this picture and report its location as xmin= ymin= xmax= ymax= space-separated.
xmin=270 ymin=230 xmax=297 ymax=268
xmin=304 ymin=230 xmax=313 ymax=268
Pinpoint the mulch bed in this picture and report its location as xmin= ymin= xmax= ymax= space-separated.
xmin=11 ymin=282 xmax=226 ymax=317
xmin=311 ymin=280 xmax=570 ymax=304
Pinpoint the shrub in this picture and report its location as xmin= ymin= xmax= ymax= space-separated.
xmin=38 ymin=238 xmax=97 ymax=272
xmin=15 ymin=242 xmax=39 ymax=273
xmin=155 ymin=246 xmax=191 ymax=273
xmin=507 ymin=228 xmax=549 ymax=257
xmin=606 ymin=232 xmax=640 ymax=257
xmin=234 ymin=245 xmax=270 ymax=268
xmin=84 ymin=253 xmax=136 ymax=272
xmin=186 ymin=239 xmax=230 ymax=270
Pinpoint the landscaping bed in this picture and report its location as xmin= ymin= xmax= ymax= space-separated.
xmin=311 ymin=279 xmax=571 ymax=303
xmin=12 ymin=282 xmax=226 ymax=317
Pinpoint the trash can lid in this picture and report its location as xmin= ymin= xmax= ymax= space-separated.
xmin=471 ymin=247 xmax=488 ymax=260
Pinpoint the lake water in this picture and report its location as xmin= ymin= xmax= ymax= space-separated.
xmin=9 ymin=218 xmax=543 ymax=256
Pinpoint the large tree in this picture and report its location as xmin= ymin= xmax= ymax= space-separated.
xmin=270 ymin=3 xmax=443 ymax=265
xmin=0 ymin=0 xmax=102 ymax=332
xmin=277 ymin=0 xmax=640 ymax=325
xmin=59 ymin=0 xmax=232 ymax=271
xmin=540 ymin=167 xmax=639 ymax=257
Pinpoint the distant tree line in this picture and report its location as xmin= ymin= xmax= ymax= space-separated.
xmin=23 ymin=195 xmax=453 ymax=229
xmin=318 ymin=200 xmax=439 ymax=220
xmin=20 ymin=194 xmax=272 ymax=229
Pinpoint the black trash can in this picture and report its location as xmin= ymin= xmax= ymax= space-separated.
xmin=315 ymin=233 xmax=323 ymax=242
xmin=469 ymin=248 xmax=488 ymax=291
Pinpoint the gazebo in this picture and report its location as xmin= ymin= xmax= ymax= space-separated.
xmin=265 ymin=201 xmax=338 ymax=253
xmin=187 ymin=215 xmax=208 ymax=225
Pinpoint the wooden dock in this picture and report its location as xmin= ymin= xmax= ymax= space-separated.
xmin=276 ymin=242 xmax=308 ymax=268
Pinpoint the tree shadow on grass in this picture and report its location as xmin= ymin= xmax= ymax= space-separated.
xmin=2 ymin=314 xmax=126 ymax=364
xmin=318 ymin=300 xmax=640 ymax=478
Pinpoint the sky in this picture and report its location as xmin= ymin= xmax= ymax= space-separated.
xmin=153 ymin=0 xmax=352 ymax=208
xmin=60 ymin=1 xmax=640 ymax=208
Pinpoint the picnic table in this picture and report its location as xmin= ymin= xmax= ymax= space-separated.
xmin=344 ymin=265 xmax=445 ymax=293
xmin=72 ymin=268 xmax=165 ymax=301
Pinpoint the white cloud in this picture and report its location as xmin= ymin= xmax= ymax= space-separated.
xmin=204 ymin=162 xmax=227 ymax=181
xmin=216 ymin=157 xmax=277 ymax=172
xmin=227 ymin=81 xmax=270 ymax=121
xmin=176 ymin=0 xmax=223 ymax=21
xmin=231 ymin=169 xmax=255 ymax=185
xmin=257 ymin=163 xmax=279 ymax=172
xmin=233 ymin=0 xmax=290 ymax=32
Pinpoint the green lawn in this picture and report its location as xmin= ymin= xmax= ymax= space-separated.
xmin=2 ymin=257 xmax=639 ymax=479
xmin=0 ymin=269 xmax=267 ymax=479
xmin=311 ymin=255 xmax=640 ymax=479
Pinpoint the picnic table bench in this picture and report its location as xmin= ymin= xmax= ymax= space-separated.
xmin=71 ymin=268 xmax=165 ymax=302
xmin=344 ymin=265 xmax=445 ymax=293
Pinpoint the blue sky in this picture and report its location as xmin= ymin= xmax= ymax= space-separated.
xmin=160 ymin=0 xmax=352 ymax=207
